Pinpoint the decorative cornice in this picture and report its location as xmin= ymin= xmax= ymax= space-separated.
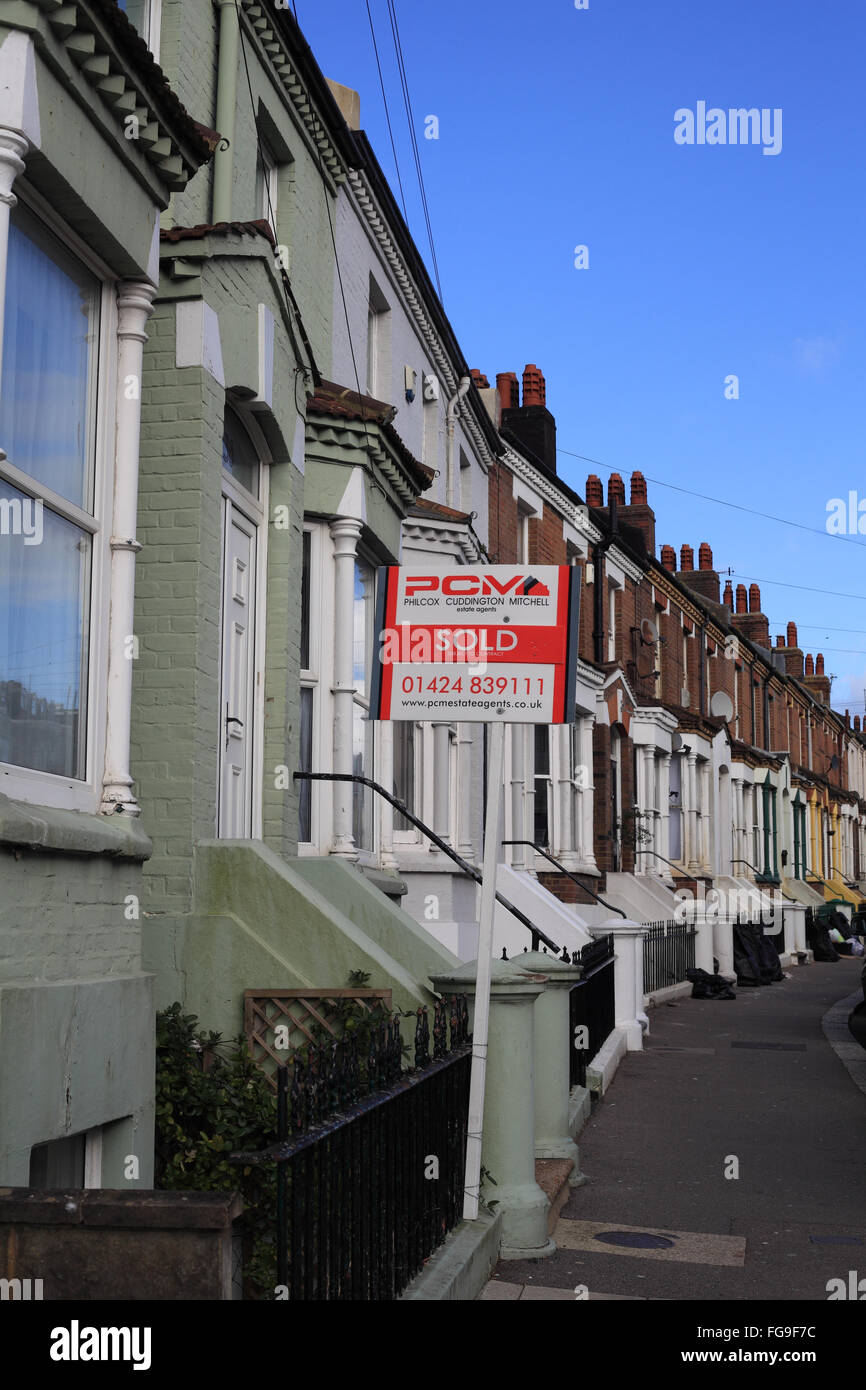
xmin=501 ymin=443 xmax=601 ymax=545
xmin=607 ymin=543 xmax=645 ymax=586
xmin=401 ymin=517 xmax=481 ymax=564
xmin=306 ymin=414 xmax=424 ymax=510
xmin=239 ymin=0 xmax=346 ymax=187
xmin=346 ymin=166 xmax=496 ymax=474
xmin=20 ymin=0 xmax=214 ymax=191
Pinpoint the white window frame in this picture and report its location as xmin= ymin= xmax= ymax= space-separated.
xmin=351 ymin=548 xmax=377 ymax=860
xmin=256 ymin=137 xmax=278 ymax=229
xmin=298 ymin=521 xmax=324 ymax=850
xmin=0 ymin=190 xmax=114 ymax=814
xmin=117 ymin=0 xmax=162 ymax=58
xmin=392 ymin=719 xmax=424 ymax=847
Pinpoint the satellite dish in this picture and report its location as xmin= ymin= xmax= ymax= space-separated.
xmin=671 ymin=732 xmax=683 ymax=752
xmin=640 ymin=617 xmax=658 ymax=645
xmin=710 ymin=691 xmax=734 ymax=722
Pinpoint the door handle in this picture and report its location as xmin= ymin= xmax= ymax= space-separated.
xmin=225 ymin=703 xmax=244 ymax=748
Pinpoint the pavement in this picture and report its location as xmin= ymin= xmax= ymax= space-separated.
xmin=481 ymin=957 xmax=866 ymax=1301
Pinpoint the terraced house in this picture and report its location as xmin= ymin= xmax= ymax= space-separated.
xmin=0 ymin=0 xmax=214 ymax=1186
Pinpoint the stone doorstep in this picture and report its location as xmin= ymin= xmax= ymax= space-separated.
xmin=534 ymin=1158 xmax=574 ymax=1237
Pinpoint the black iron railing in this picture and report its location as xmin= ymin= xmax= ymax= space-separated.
xmin=643 ymin=920 xmax=697 ymax=993
xmin=501 ymin=840 xmax=627 ymax=918
xmin=231 ymin=997 xmax=471 ymax=1301
xmin=569 ymin=934 xmax=616 ymax=1088
xmin=295 ymin=771 xmax=562 ymax=953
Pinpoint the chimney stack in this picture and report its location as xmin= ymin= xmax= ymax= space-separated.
xmin=677 ymin=539 xmax=720 ymax=603
xmin=500 ymin=363 xmax=557 ymax=472
xmin=608 ymin=473 xmax=626 ymax=506
xmin=801 ymin=650 xmax=831 ymax=703
xmin=585 ymin=474 xmax=604 ymax=508
xmin=732 ymin=581 xmax=770 ymax=647
xmin=496 ymin=371 xmax=519 ymax=410
xmin=661 ymin=544 xmax=676 ymax=572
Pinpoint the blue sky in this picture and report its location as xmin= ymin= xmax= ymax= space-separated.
xmin=296 ymin=0 xmax=866 ymax=715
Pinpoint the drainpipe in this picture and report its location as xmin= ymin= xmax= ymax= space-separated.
xmin=213 ymin=0 xmax=239 ymax=223
xmin=445 ymin=376 xmax=470 ymax=509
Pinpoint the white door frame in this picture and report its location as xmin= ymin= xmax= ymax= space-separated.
xmin=218 ymin=468 xmax=267 ymax=839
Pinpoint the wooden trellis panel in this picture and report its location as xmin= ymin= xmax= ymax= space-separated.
xmin=243 ymin=988 xmax=393 ymax=1088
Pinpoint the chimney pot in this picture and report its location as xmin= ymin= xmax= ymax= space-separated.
xmin=855 ymin=716 xmax=862 ymax=732
xmin=776 ymin=635 xmax=785 ymax=647
xmin=469 ymin=368 xmax=489 ymax=389
xmin=698 ymin=542 xmax=713 ymax=571
xmin=816 ymin=653 xmax=825 ymax=674
xmin=805 ymin=654 xmax=814 ymax=675
xmin=680 ymin=544 xmax=694 ymax=572
xmin=608 ymin=472 xmax=626 ymax=506
xmin=521 ymin=363 xmax=546 ymax=408
xmin=749 ymin=583 xmax=761 ymax=613
xmin=660 ymin=544 xmax=677 ymax=572
xmin=723 ymin=580 xmax=734 ymax=608
xmin=786 ymin=621 xmax=798 ymax=648
xmin=496 ymin=371 xmax=519 ymax=410
xmin=735 ymin=584 xmax=748 ymax=614
xmin=585 ymin=474 xmax=604 ymax=508
xmin=630 ymin=470 xmax=648 ymax=505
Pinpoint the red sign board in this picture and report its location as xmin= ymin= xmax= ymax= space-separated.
xmin=370 ymin=565 xmax=579 ymax=723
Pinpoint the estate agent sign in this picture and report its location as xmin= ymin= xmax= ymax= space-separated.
xmin=371 ymin=565 xmax=579 ymax=723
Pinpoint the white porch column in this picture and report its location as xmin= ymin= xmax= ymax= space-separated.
xmin=642 ymin=745 xmax=655 ymax=874
xmin=686 ymin=749 xmax=700 ymax=872
xmin=100 ymin=282 xmax=157 ymax=815
xmin=431 ymin=722 xmax=452 ymax=847
xmin=378 ymin=720 xmax=397 ymax=869
xmin=0 ymin=128 xmax=28 ymax=405
xmin=456 ymin=723 xmax=475 ymax=859
xmin=510 ymin=724 xmax=527 ymax=869
xmin=330 ymin=517 xmax=363 ymax=857
xmin=700 ymin=762 xmax=711 ymax=869
xmin=592 ymin=921 xmax=646 ymax=1051
xmin=556 ymin=724 xmax=575 ymax=864
xmin=660 ymin=752 xmax=672 ymax=865
xmin=578 ymin=715 xmax=597 ymax=870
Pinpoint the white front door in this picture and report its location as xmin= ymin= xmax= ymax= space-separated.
xmin=218 ymin=501 xmax=257 ymax=837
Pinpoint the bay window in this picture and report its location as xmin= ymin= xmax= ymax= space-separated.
xmin=352 ymin=557 xmax=375 ymax=849
xmin=0 ymin=204 xmax=103 ymax=785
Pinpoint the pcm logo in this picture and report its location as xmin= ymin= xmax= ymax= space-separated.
xmin=405 ymin=574 xmax=550 ymax=598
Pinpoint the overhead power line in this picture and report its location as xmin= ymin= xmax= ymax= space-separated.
xmin=557 ymin=447 xmax=866 ymax=550
xmin=364 ymin=0 xmax=409 ymax=222
xmin=384 ymin=0 xmax=443 ymax=300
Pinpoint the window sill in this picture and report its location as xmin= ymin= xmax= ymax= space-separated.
xmin=0 ymin=792 xmax=152 ymax=861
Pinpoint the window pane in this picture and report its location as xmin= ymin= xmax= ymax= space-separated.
xmin=533 ymin=725 xmax=550 ymax=846
xmin=352 ymin=702 xmax=373 ymax=848
xmin=222 ymin=409 xmax=258 ymax=496
xmin=394 ymin=721 xmax=415 ymax=832
xmin=300 ymin=532 xmax=311 ymax=669
xmin=0 ymin=212 xmax=99 ymax=509
xmin=0 ymin=484 xmax=90 ymax=777
xmin=298 ymin=686 xmax=313 ymax=841
xmin=116 ymin=0 xmax=150 ymax=39
xmin=353 ymin=562 xmax=372 ymax=695
xmin=29 ymin=1132 xmax=86 ymax=1187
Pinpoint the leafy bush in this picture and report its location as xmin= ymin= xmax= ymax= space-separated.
xmin=154 ymin=1003 xmax=277 ymax=1297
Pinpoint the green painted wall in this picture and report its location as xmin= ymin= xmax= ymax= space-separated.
xmin=142 ymin=841 xmax=459 ymax=1043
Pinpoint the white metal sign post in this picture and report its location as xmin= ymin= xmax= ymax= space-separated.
xmin=371 ymin=565 xmax=579 ymax=1220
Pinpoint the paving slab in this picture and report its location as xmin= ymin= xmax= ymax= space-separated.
xmin=484 ymin=959 xmax=866 ymax=1302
